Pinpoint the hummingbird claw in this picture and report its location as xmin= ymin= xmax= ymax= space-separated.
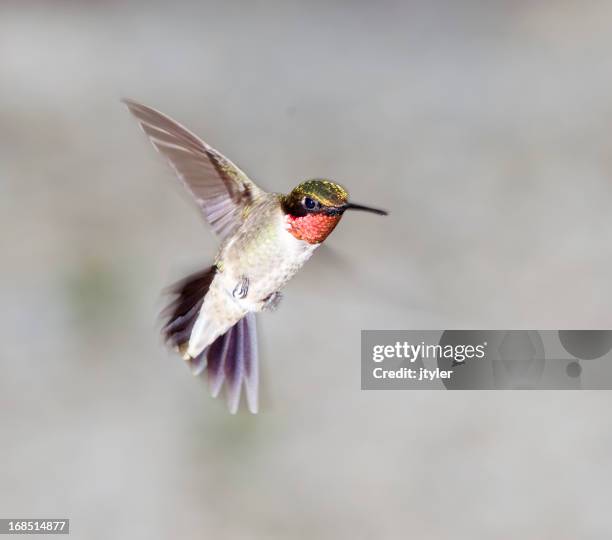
xmin=262 ymin=291 xmax=283 ymax=311
xmin=232 ymin=276 xmax=249 ymax=299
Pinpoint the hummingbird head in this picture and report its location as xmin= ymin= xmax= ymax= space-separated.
xmin=281 ymin=179 xmax=388 ymax=244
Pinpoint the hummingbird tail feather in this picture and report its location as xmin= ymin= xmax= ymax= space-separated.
xmin=161 ymin=266 xmax=217 ymax=351
xmin=204 ymin=313 xmax=258 ymax=414
xmin=161 ymin=266 xmax=259 ymax=414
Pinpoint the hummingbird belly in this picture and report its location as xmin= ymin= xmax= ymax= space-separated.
xmin=218 ymin=199 xmax=318 ymax=311
xmin=186 ymin=196 xmax=317 ymax=358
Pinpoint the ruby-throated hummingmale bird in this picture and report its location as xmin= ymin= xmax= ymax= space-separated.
xmin=124 ymin=99 xmax=387 ymax=414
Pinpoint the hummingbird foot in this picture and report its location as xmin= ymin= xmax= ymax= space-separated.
xmin=232 ymin=276 xmax=249 ymax=299
xmin=262 ymin=291 xmax=283 ymax=311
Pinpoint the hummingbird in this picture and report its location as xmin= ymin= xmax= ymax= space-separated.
xmin=124 ymin=99 xmax=387 ymax=414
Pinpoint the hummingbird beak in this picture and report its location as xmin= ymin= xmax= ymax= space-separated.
xmin=343 ymin=202 xmax=388 ymax=216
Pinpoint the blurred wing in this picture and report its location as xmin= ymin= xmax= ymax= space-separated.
xmin=123 ymin=99 xmax=264 ymax=240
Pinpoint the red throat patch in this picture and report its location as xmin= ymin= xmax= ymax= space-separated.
xmin=285 ymin=213 xmax=342 ymax=244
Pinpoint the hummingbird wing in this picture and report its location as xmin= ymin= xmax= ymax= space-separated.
xmin=123 ymin=99 xmax=264 ymax=240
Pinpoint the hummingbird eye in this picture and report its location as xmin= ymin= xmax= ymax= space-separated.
xmin=303 ymin=197 xmax=319 ymax=210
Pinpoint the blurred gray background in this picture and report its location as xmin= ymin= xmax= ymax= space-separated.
xmin=2 ymin=0 xmax=612 ymax=538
